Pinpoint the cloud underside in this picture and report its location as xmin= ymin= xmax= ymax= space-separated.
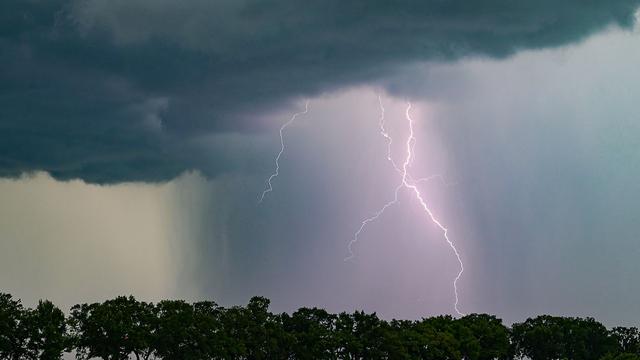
xmin=1 ymin=0 xmax=638 ymax=183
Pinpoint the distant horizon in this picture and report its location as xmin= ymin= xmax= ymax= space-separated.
xmin=2 ymin=291 xmax=639 ymax=360
xmin=2 ymin=289 xmax=637 ymax=327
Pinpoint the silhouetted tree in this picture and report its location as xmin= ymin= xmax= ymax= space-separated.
xmin=153 ymin=299 xmax=232 ymax=359
xmin=242 ymin=296 xmax=293 ymax=359
xmin=22 ymin=300 xmax=67 ymax=360
xmin=382 ymin=320 xmax=417 ymax=359
xmin=334 ymin=311 xmax=391 ymax=359
xmin=457 ymin=313 xmax=510 ymax=360
xmin=377 ymin=320 xmax=408 ymax=359
xmin=611 ymin=327 xmax=640 ymax=355
xmin=414 ymin=316 xmax=462 ymax=360
xmin=69 ymin=296 xmax=155 ymax=360
xmin=154 ymin=300 xmax=200 ymax=359
xmin=0 ymin=293 xmax=27 ymax=360
xmin=282 ymin=307 xmax=338 ymax=359
xmin=192 ymin=300 xmax=227 ymax=359
xmin=512 ymin=315 xmax=616 ymax=360
xmin=3 ymin=291 xmax=640 ymax=360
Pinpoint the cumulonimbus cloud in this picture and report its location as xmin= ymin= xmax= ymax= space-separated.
xmin=1 ymin=0 xmax=638 ymax=183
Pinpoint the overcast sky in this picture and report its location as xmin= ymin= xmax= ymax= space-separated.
xmin=1 ymin=0 xmax=640 ymax=326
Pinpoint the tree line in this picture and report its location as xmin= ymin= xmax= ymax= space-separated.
xmin=1 ymin=292 xmax=639 ymax=360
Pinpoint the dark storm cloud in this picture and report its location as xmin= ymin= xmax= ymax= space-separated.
xmin=1 ymin=0 xmax=638 ymax=183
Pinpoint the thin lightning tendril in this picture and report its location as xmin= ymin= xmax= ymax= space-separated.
xmin=347 ymin=97 xmax=465 ymax=316
xmin=345 ymin=183 xmax=402 ymax=262
xmin=376 ymin=94 xmax=451 ymax=186
xmin=402 ymin=103 xmax=465 ymax=316
xmin=345 ymin=95 xmax=402 ymax=261
xmin=258 ymin=96 xmax=464 ymax=315
xmin=258 ymin=100 xmax=310 ymax=203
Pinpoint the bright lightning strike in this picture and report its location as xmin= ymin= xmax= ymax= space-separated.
xmin=376 ymin=94 xmax=452 ymax=186
xmin=347 ymin=98 xmax=465 ymax=316
xmin=258 ymin=100 xmax=310 ymax=203
xmin=402 ymin=103 xmax=465 ymax=316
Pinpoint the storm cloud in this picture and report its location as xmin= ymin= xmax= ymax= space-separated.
xmin=2 ymin=0 xmax=639 ymax=182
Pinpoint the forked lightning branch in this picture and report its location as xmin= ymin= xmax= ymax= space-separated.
xmin=259 ymin=96 xmax=466 ymax=316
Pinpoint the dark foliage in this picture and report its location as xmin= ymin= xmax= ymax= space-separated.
xmin=0 ymin=292 xmax=638 ymax=359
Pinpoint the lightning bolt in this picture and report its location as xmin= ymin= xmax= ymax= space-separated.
xmin=401 ymin=102 xmax=465 ymax=316
xmin=345 ymin=183 xmax=402 ymax=262
xmin=376 ymin=94 xmax=453 ymax=186
xmin=258 ymin=100 xmax=310 ymax=203
xmin=347 ymin=98 xmax=465 ymax=316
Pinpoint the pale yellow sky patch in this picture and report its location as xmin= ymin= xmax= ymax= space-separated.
xmin=0 ymin=172 xmax=205 ymax=309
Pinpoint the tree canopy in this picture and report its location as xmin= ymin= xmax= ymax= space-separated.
xmin=0 ymin=292 xmax=638 ymax=359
